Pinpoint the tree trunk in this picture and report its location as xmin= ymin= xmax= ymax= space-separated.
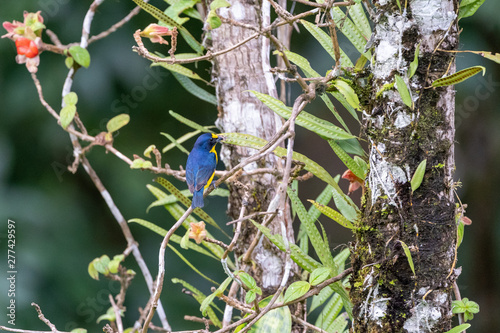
xmin=209 ymin=0 xmax=296 ymax=294
xmin=351 ymin=0 xmax=459 ymax=332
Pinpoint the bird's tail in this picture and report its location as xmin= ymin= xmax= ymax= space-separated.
xmin=192 ymin=189 xmax=204 ymax=208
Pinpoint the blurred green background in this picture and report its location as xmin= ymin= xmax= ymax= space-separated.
xmin=0 ymin=0 xmax=499 ymax=331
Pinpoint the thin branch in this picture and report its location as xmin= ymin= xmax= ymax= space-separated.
xmin=88 ymin=5 xmax=143 ymax=44
xmin=132 ymin=8 xmax=321 ymax=65
xmin=142 ymin=207 xmax=194 ymax=333
xmin=291 ymin=314 xmax=328 ymax=333
xmin=109 ymin=294 xmax=124 ymax=333
xmin=32 ymin=303 xmax=58 ymax=333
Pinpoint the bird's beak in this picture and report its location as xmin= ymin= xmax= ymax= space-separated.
xmin=216 ymin=135 xmax=225 ymax=143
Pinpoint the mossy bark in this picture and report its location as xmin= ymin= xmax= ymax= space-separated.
xmin=351 ymin=0 xmax=459 ymax=332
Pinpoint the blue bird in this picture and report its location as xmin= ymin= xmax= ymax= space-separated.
xmin=186 ymin=133 xmax=223 ymax=208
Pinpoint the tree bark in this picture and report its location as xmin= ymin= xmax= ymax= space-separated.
xmin=209 ymin=0 xmax=296 ymax=294
xmin=351 ymin=0 xmax=459 ymax=332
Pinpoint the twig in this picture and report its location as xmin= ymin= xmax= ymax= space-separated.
xmin=291 ymin=314 xmax=328 ymax=333
xmin=225 ymin=212 xmax=276 ymax=225
xmin=453 ymin=281 xmax=465 ymax=329
xmin=142 ymin=207 xmax=194 ymax=333
xmin=109 ymin=295 xmax=124 ymax=333
xmin=133 ymin=8 xmax=321 ymax=65
xmin=31 ymin=303 xmax=58 ymax=333
xmin=88 ymin=5 xmax=143 ymax=44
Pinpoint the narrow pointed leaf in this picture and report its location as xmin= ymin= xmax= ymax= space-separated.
xmin=152 ymin=62 xmax=207 ymax=82
xmin=171 ymin=71 xmax=217 ymax=105
xmin=222 ymin=132 xmax=358 ymax=214
xmin=315 ymin=293 xmax=343 ymax=329
xmin=443 ymin=324 xmax=471 ymax=333
xmin=160 ymin=131 xmax=190 ymax=154
xmin=328 ymin=139 xmax=365 ymax=179
xmin=349 ymin=3 xmax=371 ymax=40
xmin=395 ymin=74 xmax=413 ymax=109
xmin=288 ymin=188 xmax=337 ymax=273
xmin=431 ymin=66 xmax=485 ymax=87
xmin=168 ymin=244 xmax=219 ymax=285
xmin=399 ymin=241 xmax=416 ymax=276
xmin=162 ymin=129 xmax=202 ymax=153
xmin=408 ymin=44 xmax=420 ymax=79
xmin=308 ymin=200 xmax=354 ymax=229
xmin=330 ymin=7 xmax=370 ymax=57
xmin=169 ymin=110 xmax=215 ymax=132
xmin=331 ymin=79 xmax=361 ymax=110
xmin=300 ymin=19 xmax=353 ymax=67
xmin=250 ymin=90 xmax=354 ymax=140
xmin=411 ymin=159 xmax=427 ymax=193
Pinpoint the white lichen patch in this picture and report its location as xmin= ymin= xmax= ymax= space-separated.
xmin=403 ymin=292 xmax=449 ymax=332
xmin=369 ymin=143 xmax=409 ymax=205
xmin=372 ymin=14 xmax=413 ymax=80
xmin=360 ymin=284 xmax=390 ymax=326
xmin=410 ymin=0 xmax=457 ymax=36
xmin=394 ymin=111 xmax=414 ymax=128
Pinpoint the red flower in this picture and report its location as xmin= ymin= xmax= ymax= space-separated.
xmin=342 ymin=169 xmax=364 ymax=194
xmin=140 ymin=24 xmax=173 ymax=45
xmin=16 ymin=37 xmax=39 ymax=58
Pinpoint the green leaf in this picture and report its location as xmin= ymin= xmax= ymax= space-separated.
xmin=349 ymin=3 xmax=371 ymax=40
xmin=201 ymin=277 xmax=232 ymax=317
xmin=328 ymin=139 xmax=364 ymax=179
xmin=163 ymin=0 xmax=199 ymax=25
xmin=210 ymin=0 xmax=231 ymax=10
xmin=411 ymin=159 xmax=427 ymax=193
xmin=71 ymin=329 xmax=87 ymax=333
xmin=130 ymin=159 xmax=152 ymax=169
xmin=152 ymin=63 xmax=207 ymax=82
xmin=68 ymin=45 xmax=90 ymax=68
xmin=161 ymin=132 xmax=190 ymax=154
xmin=96 ymin=307 xmax=116 ymax=323
xmin=251 ymin=220 xmax=321 ymax=272
xmin=288 ymin=189 xmax=337 ymax=274
xmin=88 ymin=260 xmax=99 ymax=280
xmin=399 ymin=241 xmax=415 ymax=276
xmin=283 ymin=281 xmax=311 ymax=303
xmin=330 ymin=7 xmax=370 ymax=57
xmin=281 ymin=50 xmax=353 ymax=130
xmin=180 ymin=229 xmax=190 ymax=249
xmin=409 ymin=44 xmax=420 ymax=79
xmin=65 ymin=57 xmax=74 ymax=69
xmin=171 ymin=71 xmax=217 ymax=105
xmin=235 ymin=295 xmax=291 ymax=333
xmin=432 ymin=66 xmax=486 ymax=87
xmin=300 ymin=20 xmax=353 ymax=67
xmin=331 ymin=176 xmax=359 ymax=222
xmin=222 ymin=132 xmax=358 ymax=214
xmin=457 ymin=216 xmax=465 ymax=248
xmin=394 ymin=74 xmax=413 ymax=109
xmin=155 ymin=177 xmax=225 ymax=234
xmin=172 ymin=278 xmax=224 ymax=319
xmin=309 ymin=285 xmax=334 ymax=313
xmin=168 ymin=244 xmax=219 ymax=285
xmin=237 ymin=272 xmax=257 ymax=290
xmin=325 ymin=312 xmax=348 ymax=332
xmin=443 ymin=324 xmax=471 ymax=333
xmin=331 ymin=79 xmax=361 ymax=110
xmin=106 ymin=114 xmax=130 ymax=133
xmin=60 ymin=105 xmax=76 ymax=129
xmin=245 ymin=290 xmax=257 ymax=304
xmin=63 ymin=92 xmax=78 ymax=106
xmin=169 ymin=110 xmax=215 ymax=133
xmin=307 ymin=184 xmax=334 ymax=222
xmin=131 ymin=0 xmax=203 ymax=54
xmin=162 ymin=130 xmax=202 ymax=153
xmin=250 ymin=90 xmax=355 ymax=140
xmin=309 ymin=267 xmax=331 ymax=286
xmin=458 ymin=0 xmax=485 ymax=19
xmin=308 ymin=200 xmax=354 ymax=229
xmin=315 ymin=293 xmax=343 ymax=329
xmin=128 ymin=218 xmax=219 ymax=260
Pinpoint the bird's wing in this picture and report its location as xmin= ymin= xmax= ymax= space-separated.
xmin=185 ymin=154 xmax=196 ymax=193
xmin=194 ymin=154 xmax=217 ymax=192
